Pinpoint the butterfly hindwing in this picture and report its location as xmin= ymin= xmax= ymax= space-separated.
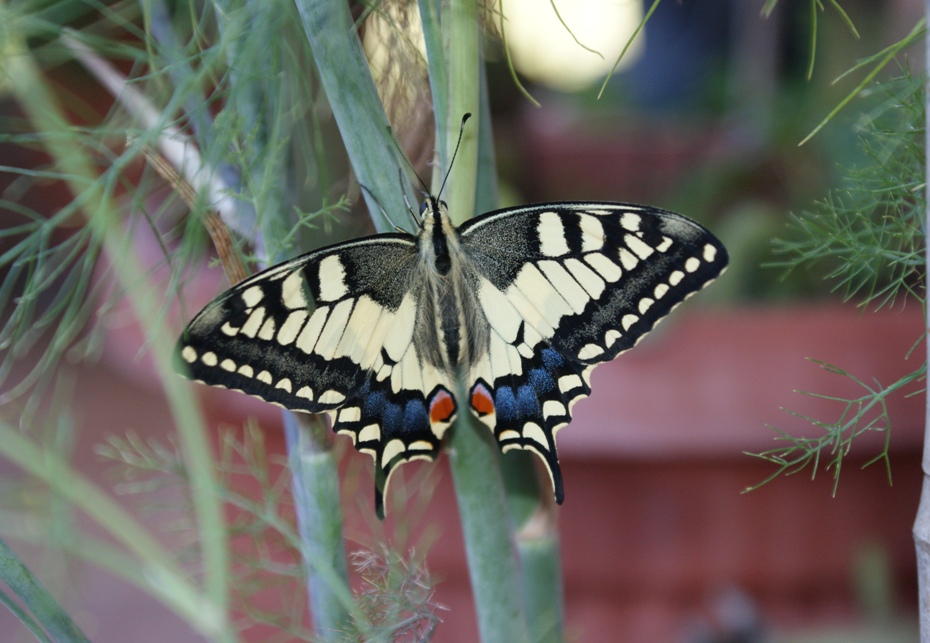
xmin=459 ymin=202 xmax=728 ymax=498
xmin=177 ymin=235 xmax=457 ymax=515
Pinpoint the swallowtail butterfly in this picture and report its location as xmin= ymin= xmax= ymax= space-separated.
xmin=177 ymin=178 xmax=727 ymax=517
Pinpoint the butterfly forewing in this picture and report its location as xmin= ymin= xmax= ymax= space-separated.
xmin=177 ymin=234 xmax=459 ymax=515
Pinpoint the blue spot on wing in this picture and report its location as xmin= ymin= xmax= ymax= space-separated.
xmin=494 ymin=387 xmax=518 ymax=424
xmin=516 ymin=384 xmax=540 ymax=416
xmin=403 ymin=399 xmax=430 ymax=434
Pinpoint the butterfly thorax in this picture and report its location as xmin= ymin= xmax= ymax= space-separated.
xmin=414 ymin=198 xmax=485 ymax=374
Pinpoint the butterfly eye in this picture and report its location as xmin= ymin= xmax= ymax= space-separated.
xmin=419 ymin=201 xmax=429 ymax=216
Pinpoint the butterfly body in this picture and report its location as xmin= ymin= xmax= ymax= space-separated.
xmin=178 ymin=199 xmax=728 ymax=515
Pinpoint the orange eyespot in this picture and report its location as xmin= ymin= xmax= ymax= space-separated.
xmin=429 ymin=390 xmax=456 ymax=423
xmin=470 ymin=383 xmax=495 ymax=416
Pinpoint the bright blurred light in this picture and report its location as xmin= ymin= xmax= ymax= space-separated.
xmin=502 ymin=0 xmax=645 ymax=93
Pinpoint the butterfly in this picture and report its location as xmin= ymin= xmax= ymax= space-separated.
xmin=176 ymin=189 xmax=728 ymax=516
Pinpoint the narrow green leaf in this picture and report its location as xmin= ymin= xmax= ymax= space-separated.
xmin=597 ymin=0 xmax=661 ymax=99
xmin=799 ymin=18 xmax=926 ymax=145
xmin=295 ymin=0 xmax=417 ymax=233
xmin=0 ymin=537 xmax=91 ymax=643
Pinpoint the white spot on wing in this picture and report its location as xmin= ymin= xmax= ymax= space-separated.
xmin=318 ymin=255 xmax=348 ymax=302
xmin=220 ymin=358 xmax=236 ymax=372
xmin=313 ymin=298 xmax=355 ymax=359
xmin=703 ymin=243 xmax=717 ymax=262
xmin=622 ymin=314 xmax=638 ymax=330
xmin=258 ymin=316 xmax=276 ymax=341
xmin=278 ymin=310 xmax=309 ymax=346
xmin=479 ymin=278 xmax=523 ymax=344
xmin=638 ymin=297 xmax=654 ymax=314
xmin=242 ymin=285 xmax=264 ymax=308
xmin=604 ymin=329 xmax=622 ymax=347
xmin=584 ymin=253 xmax=622 ymax=283
xmin=558 ymin=374 xmax=583 ymax=393
xmin=241 ymin=307 xmax=265 ymax=338
xmin=579 ymin=213 xmax=605 ymax=252
xmin=499 ymin=429 xmax=521 ymax=442
xmin=620 ymin=212 xmax=641 ymax=232
xmin=281 ymin=269 xmax=309 ymax=309
xmin=654 ymin=283 xmax=670 ymax=299
xmin=543 ymin=400 xmax=567 ymax=418
xmin=221 ymin=322 xmax=239 ymax=336
xmin=537 ymin=211 xmax=570 ymax=257
xmin=202 ymin=352 xmax=218 ymax=367
xmin=257 ymin=370 xmax=273 ymax=384
xmin=625 ymin=234 xmax=655 ymax=260
xmin=181 ymin=346 xmax=197 ymax=363
xmin=538 ymin=260 xmax=590 ymax=314
xmin=669 ymin=270 xmax=685 ymax=286
xmin=382 ymin=438 xmax=405 ymax=467
xmin=577 ymin=343 xmax=603 ymax=360
xmin=618 ymin=248 xmax=639 ymax=271
xmin=296 ymin=307 xmax=329 ymax=354
xmin=522 ymin=423 xmax=549 ymax=450
xmin=359 ymin=424 xmax=380 ymax=443
xmin=296 ymin=386 xmax=314 ymax=400
xmin=275 ymin=378 xmax=292 ymax=393
xmin=685 ymin=257 xmax=701 ymax=273
xmin=319 ymin=390 xmax=346 ymax=405
xmin=564 ymin=258 xmax=605 ymax=299
xmin=237 ymin=364 xmax=254 ymax=378
xmin=382 ymin=294 xmax=417 ymax=363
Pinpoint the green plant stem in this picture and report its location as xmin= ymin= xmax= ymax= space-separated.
xmin=282 ymin=413 xmax=353 ymax=640
xmin=474 ymin=65 xmax=566 ymax=641
xmin=291 ymin=0 xmax=423 ymax=634
xmin=441 ymin=1 xmax=530 ymax=641
xmin=518 ymin=527 xmax=565 ymax=643
xmin=4 ymin=30 xmax=234 ymax=640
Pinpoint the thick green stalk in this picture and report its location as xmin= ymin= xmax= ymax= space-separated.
xmin=282 ymin=413 xmax=353 ymax=640
xmin=295 ymin=0 xmax=416 ymax=233
xmin=3 ymin=29 xmax=234 ymax=640
xmin=440 ymin=2 xmax=530 ymax=641
xmin=476 ymin=56 xmax=566 ymax=643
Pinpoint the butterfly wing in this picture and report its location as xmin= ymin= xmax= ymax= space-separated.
xmin=177 ymin=235 xmax=457 ymax=516
xmin=458 ymin=202 xmax=729 ymax=501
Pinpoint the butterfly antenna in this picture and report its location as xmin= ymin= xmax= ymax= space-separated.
xmin=384 ymin=123 xmax=430 ymax=227
xmin=360 ymin=183 xmax=405 ymax=233
xmin=437 ymin=113 xmax=472 ymax=201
